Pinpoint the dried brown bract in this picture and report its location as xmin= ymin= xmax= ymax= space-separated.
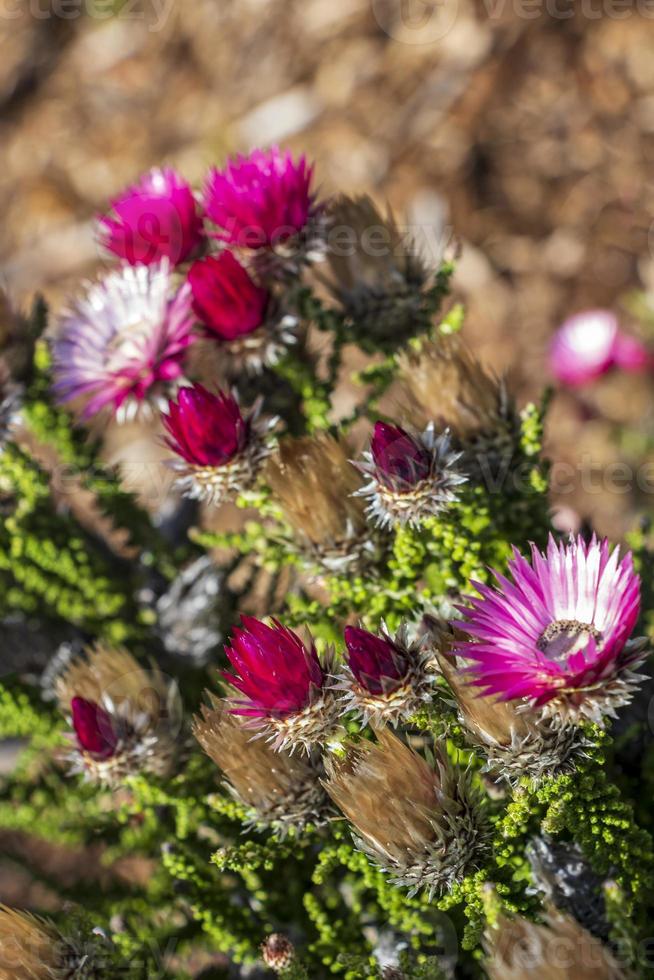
xmin=265 ymin=433 xmax=375 ymax=573
xmin=193 ymin=695 xmax=331 ymax=834
xmin=323 ymin=729 xmax=487 ymax=897
xmin=484 ymin=908 xmax=627 ymax=980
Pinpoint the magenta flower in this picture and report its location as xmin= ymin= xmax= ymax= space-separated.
xmin=221 ymin=617 xmax=339 ymax=753
xmin=99 ymin=167 xmax=203 ymax=266
xmin=455 ymin=534 xmax=646 ymax=724
xmin=337 ymin=623 xmax=434 ymax=726
xmin=71 ymin=697 xmax=118 ymax=759
xmin=204 ymin=147 xmax=315 ymax=249
xmin=163 ymin=385 xmax=249 ymax=467
xmin=188 ymin=252 xmax=269 ymax=341
xmin=370 ymin=422 xmax=432 ymax=491
xmin=162 ymin=384 xmax=275 ymax=506
xmin=355 ymin=421 xmax=465 ymax=529
xmin=223 ymin=617 xmax=324 ymax=718
xmin=53 ymin=262 xmax=194 ymax=422
xmin=344 ymin=626 xmax=411 ymax=696
xmin=550 ymin=310 xmax=649 ymax=386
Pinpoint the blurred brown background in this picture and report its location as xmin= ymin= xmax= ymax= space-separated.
xmin=3 ymin=0 xmax=654 ymax=532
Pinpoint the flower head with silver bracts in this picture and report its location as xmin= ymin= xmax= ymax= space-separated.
xmin=323 ymin=730 xmax=488 ymax=898
xmin=57 ymin=644 xmax=181 ymax=787
xmin=221 ymin=616 xmax=342 ymax=755
xmin=334 ymin=622 xmax=435 ymax=727
xmin=163 ymin=383 xmax=276 ymax=507
xmin=193 ymin=695 xmax=332 ymax=835
xmin=188 ymin=251 xmax=300 ymax=374
xmin=354 ymin=420 xmax=465 ymax=529
xmin=454 ymin=534 xmax=647 ymax=727
xmin=52 ymin=260 xmax=194 ymax=423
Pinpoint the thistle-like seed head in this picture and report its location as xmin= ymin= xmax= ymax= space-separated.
xmin=396 ymin=333 xmax=519 ymax=464
xmin=57 ymin=644 xmax=181 ymax=786
xmin=265 ymin=433 xmax=376 ymax=574
xmin=484 ymin=908 xmax=627 ymax=980
xmin=323 ymin=730 xmax=488 ymax=897
xmin=322 ymin=194 xmax=431 ymax=353
xmin=193 ymin=695 xmax=331 ymax=834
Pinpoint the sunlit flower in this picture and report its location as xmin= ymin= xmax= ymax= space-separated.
xmin=455 ymin=534 xmax=647 ymax=725
xmin=323 ymin=730 xmax=488 ymax=897
xmin=550 ymin=310 xmax=649 ymax=387
xmin=52 ymin=261 xmax=194 ymax=423
xmin=261 ymin=935 xmax=296 ymax=974
xmin=424 ymin=617 xmax=588 ymax=784
xmin=188 ymin=251 xmax=298 ymax=372
xmin=354 ymin=420 xmax=465 ymax=528
xmin=204 ymin=147 xmax=315 ymax=249
xmin=163 ymin=384 xmax=275 ymax=506
xmin=335 ymin=623 xmax=434 ymax=727
xmin=193 ymin=695 xmax=330 ymax=834
xmin=221 ymin=616 xmax=341 ymax=755
xmin=57 ymin=644 xmax=181 ymax=786
xmin=99 ymin=166 xmax=203 ymax=266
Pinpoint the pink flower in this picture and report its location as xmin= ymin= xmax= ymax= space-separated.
xmin=455 ymin=534 xmax=645 ymax=724
xmin=370 ymin=422 xmax=432 ymax=491
xmin=344 ymin=625 xmax=411 ymax=697
xmin=53 ymin=261 xmax=194 ymax=422
xmin=188 ymin=252 xmax=269 ymax=341
xmin=550 ymin=310 xmax=649 ymax=386
xmin=99 ymin=167 xmax=204 ymax=266
xmin=163 ymin=384 xmax=249 ymax=467
xmin=204 ymin=147 xmax=315 ymax=249
xmin=222 ymin=617 xmax=325 ymax=719
xmin=71 ymin=697 xmax=118 ymax=759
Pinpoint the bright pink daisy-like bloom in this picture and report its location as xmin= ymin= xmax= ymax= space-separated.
xmin=455 ymin=534 xmax=647 ymax=725
xmin=550 ymin=310 xmax=649 ymax=386
xmin=203 ymin=147 xmax=315 ymax=250
xmin=221 ymin=616 xmax=340 ymax=753
xmin=53 ymin=261 xmax=194 ymax=422
xmin=188 ymin=252 xmax=269 ymax=340
xmin=99 ymin=167 xmax=204 ymax=266
xmin=162 ymin=384 xmax=275 ymax=505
